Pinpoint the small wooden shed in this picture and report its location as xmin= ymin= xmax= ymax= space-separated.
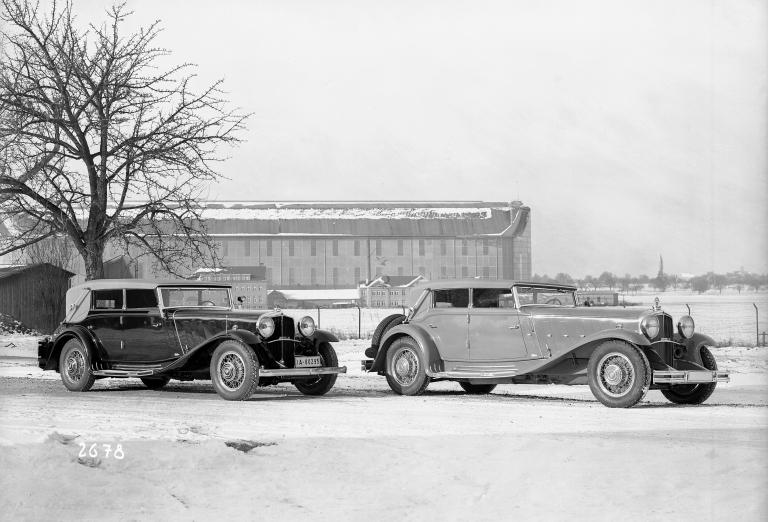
xmin=0 ymin=263 xmax=75 ymax=334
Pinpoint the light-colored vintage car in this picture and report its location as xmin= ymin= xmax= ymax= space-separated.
xmin=38 ymin=280 xmax=346 ymax=400
xmin=362 ymin=280 xmax=729 ymax=408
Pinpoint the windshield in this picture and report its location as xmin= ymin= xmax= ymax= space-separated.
xmin=514 ymin=286 xmax=576 ymax=307
xmin=160 ymin=287 xmax=232 ymax=308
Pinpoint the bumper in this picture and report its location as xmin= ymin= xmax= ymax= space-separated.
xmin=361 ymin=359 xmax=373 ymax=372
xmin=259 ymin=366 xmax=347 ymax=378
xmin=37 ymin=338 xmax=53 ymax=370
xmin=653 ymin=370 xmax=730 ymax=384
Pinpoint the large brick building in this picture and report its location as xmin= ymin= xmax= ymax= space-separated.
xmin=203 ymin=201 xmax=531 ymax=289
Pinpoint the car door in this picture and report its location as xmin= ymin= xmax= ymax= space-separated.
xmin=468 ymin=287 xmax=529 ymax=361
xmin=120 ymin=289 xmax=177 ymax=363
xmin=85 ymin=289 xmax=125 ymax=361
xmin=422 ymin=288 xmax=470 ymax=362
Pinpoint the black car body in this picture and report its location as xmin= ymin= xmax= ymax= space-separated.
xmin=38 ymin=279 xmax=346 ymax=400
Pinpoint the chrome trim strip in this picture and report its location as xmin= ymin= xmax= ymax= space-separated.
xmin=432 ymin=369 xmax=519 ymax=379
xmin=652 ymin=370 xmax=730 ymax=384
xmin=259 ymin=366 xmax=347 ymax=377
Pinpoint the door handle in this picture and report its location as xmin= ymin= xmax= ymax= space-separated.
xmin=508 ymin=325 xmax=520 ymax=329
xmin=428 ymin=324 xmax=438 ymax=329
xmin=150 ymin=320 xmax=162 ymax=328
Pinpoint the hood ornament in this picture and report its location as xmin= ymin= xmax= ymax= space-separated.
xmin=653 ymin=297 xmax=661 ymax=311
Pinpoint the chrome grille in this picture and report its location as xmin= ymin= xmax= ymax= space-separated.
xmin=660 ymin=313 xmax=674 ymax=339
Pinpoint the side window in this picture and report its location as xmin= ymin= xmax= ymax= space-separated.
xmin=472 ymin=288 xmax=512 ymax=308
xmin=92 ymin=289 xmax=123 ymax=310
xmin=433 ymin=289 xmax=469 ymax=308
xmin=126 ymin=289 xmax=158 ymax=309
xmin=516 ymin=287 xmax=534 ymax=306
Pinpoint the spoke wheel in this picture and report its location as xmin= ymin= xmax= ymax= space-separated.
xmin=59 ymin=338 xmax=95 ymax=392
xmin=385 ymin=337 xmax=429 ymax=396
xmin=587 ymin=340 xmax=650 ymax=408
xmin=210 ymin=340 xmax=259 ymax=401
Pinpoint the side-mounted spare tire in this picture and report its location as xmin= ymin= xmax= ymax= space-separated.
xmin=365 ymin=313 xmax=406 ymax=359
xmin=661 ymin=346 xmax=719 ymax=405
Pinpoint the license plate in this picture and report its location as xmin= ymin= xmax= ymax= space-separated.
xmin=295 ymin=356 xmax=322 ymax=368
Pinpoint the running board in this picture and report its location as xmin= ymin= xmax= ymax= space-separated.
xmin=259 ymin=366 xmax=347 ymax=377
xmin=431 ymin=369 xmax=520 ymax=379
xmin=92 ymin=369 xmax=155 ymax=377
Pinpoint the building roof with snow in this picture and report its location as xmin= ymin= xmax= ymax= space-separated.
xmin=200 ymin=201 xmax=529 ymax=238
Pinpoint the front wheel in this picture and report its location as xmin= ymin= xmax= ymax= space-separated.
xmin=385 ymin=337 xmax=430 ymax=396
xmin=59 ymin=338 xmax=95 ymax=392
xmin=459 ymin=382 xmax=497 ymax=394
xmin=661 ymin=346 xmax=718 ymax=405
xmin=294 ymin=342 xmax=339 ymax=396
xmin=587 ymin=340 xmax=650 ymax=408
xmin=210 ymin=340 xmax=260 ymax=401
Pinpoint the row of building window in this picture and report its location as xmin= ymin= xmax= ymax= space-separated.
xmin=370 ymin=289 xmax=407 ymax=296
xmin=220 ymin=239 xmax=499 ymax=258
xmin=370 ymin=301 xmax=405 ymax=307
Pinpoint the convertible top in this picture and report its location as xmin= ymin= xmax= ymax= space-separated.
xmin=412 ymin=279 xmax=577 ymax=291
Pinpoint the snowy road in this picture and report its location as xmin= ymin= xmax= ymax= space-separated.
xmin=1 ymin=340 xmax=767 ymax=520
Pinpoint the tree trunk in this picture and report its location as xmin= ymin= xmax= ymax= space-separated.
xmin=84 ymin=243 xmax=106 ymax=281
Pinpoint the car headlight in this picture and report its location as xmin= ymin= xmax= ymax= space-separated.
xmin=298 ymin=316 xmax=316 ymax=337
xmin=640 ymin=315 xmax=660 ymax=339
xmin=257 ymin=316 xmax=275 ymax=338
xmin=678 ymin=315 xmax=695 ymax=339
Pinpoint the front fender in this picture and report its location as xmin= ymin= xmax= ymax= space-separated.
xmin=162 ymin=330 xmax=261 ymax=373
xmin=309 ymin=329 xmax=339 ymax=344
xmin=679 ymin=332 xmax=717 ymax=368
xmin=372 ymin=324 xmax=443 ymax=375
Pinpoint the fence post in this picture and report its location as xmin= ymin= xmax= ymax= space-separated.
xmin=754 ymin=303 xmax=759 ymax=347
xmin=356 ymin=305 xmax=362 ymax=339
xmin=317 ymin=306 xmax=321 ymax=329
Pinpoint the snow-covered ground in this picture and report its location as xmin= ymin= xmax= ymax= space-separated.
xmin=1 ymin=335 xmax=766 ymax=521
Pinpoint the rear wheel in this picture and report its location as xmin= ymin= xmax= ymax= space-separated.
xmin=459 ymin=382 xmax=497 ymax=394
xmin=59 ymin=338 xmax=95 ymax=392
xmin=587 ymin=340 xmax=651 ymax=408
xmin=385 ymin=337 xmax=429 ymax=396
xmin=294 ymin=342 xmax=338 ymax=396
xmin=210 ymin=340 xmax=260 ymax=401
xmin=661 ymin=346 xmax=718 ymax=405
xmin=140 ymin=376 xmax=171 ymax=390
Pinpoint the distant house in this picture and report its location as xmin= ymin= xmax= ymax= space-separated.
xmin=360 ymin=275 xmax=424 ymax=308
xmin=267 ymin=288 xmax=361 ymax=308
xmin=0 ymin=264 xmax=75 ymax=333
xmin=196 ymin=265 xmax=268 ymax=309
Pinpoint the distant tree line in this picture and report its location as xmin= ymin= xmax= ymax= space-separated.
xmin=530 ymin=271 xmax=768 ymax=294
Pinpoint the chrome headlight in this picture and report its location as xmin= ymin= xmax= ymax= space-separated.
xmin=640 ymin=315 xmax=660 ymax=339
xmin=298 ymin=316 xmax=316 ymax=337
xmin=678 ymin=315 xmax=695 ymax=339
xmin=257 ymin=316 xmax=275 ymax=338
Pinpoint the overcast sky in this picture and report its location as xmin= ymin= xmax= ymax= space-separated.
xmin=77 ymin=0 xmax=767 ymax=277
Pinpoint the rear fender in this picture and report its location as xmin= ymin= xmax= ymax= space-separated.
xmin=49 ymin=326 xmax=102 ymax=372
xmin=372 ymin=324 xmax=443 ymax=375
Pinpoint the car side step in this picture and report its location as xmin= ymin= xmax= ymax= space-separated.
xmin=92 ymin=369 xmax=155 ymax=377
xmin=259 ymin=366 xmax=347 ymax=377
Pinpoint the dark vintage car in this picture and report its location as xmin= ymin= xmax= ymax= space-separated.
xmin=362 ymin=280 xmax=729 ymax=408
xmin=38 ymin=280 xmax=346 ymax=400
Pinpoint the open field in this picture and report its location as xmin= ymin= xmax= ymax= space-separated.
xmin=1 ymin=336 xmax=767 ymax=521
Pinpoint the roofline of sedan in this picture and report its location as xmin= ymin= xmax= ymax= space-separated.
xmin=412 ymin=279 xmax=577 ymax=291
xmin=68 ymin=279 xmax=232 ymax=292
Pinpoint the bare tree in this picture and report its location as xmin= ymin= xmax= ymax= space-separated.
xmin=0 ymin=0 xmax=247 ymax=279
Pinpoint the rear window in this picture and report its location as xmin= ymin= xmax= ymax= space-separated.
xmin=126 ymin=289 xmax=158 ymax=308
xmin=92 ymin=289 xmax=123 ymax=310
xmin=433 ymin=289 xmax=469 ymax=308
